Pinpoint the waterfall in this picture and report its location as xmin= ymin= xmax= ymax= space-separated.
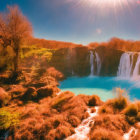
xmin=66 ymin=107 xmax=99 ymax=140
xmin=90 ymin=51 xmax=101 ymax=76
xmin=117 ymin=52 xmax=140 ymax=78
xmin=90 ymin=51 xmax=94 ymax=76
xmin=133 ymin=55 xmax=140 ymax=77
xmin=117 ymin=53 xmax=134 ymax=77
xmin=95 ymin=52 xmax=101 ymax=75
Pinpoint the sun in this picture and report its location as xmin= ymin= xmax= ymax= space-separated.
xmin=86 ymin=0 xmax=130 ymax=7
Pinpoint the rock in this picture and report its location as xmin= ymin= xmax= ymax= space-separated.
xmin=95 ymin=46 xmax=123 ymax=76
xmin=22 ymin=87 xmax=37 ymax=101
xmin=37 ymin=86 xmax=58 ymax=99
xmin=0 ymin=87 xmax=11 ymax=107
xmin=51 ymin=91 xmax=75 ymax=110
xmin=9 ymin=85 xmax=26 ymax=98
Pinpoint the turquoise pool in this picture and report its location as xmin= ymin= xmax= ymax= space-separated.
xmin=59 ymin=76 xmax=140 ymax=101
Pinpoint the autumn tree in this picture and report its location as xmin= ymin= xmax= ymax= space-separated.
xmin=0 ymin=5 xmax=32 ymax=73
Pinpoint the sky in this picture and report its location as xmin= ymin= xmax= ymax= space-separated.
xmin=0 ymin=0 xmax=140 ymax=45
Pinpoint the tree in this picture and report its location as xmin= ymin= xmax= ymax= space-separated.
xmin=0 ymin=5 xmax=32 ymax=73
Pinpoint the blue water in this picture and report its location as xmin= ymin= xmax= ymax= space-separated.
xmin=59 ymin=76 xmax=140 ymax=101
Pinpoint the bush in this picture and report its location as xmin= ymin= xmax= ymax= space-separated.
xmin=125 ymin=104 xmax=138 ymax=117
xmin=68 ymin=115 xmax=81 ymax=127
xmin=55 ymin=125 xmax=74 ymax=140
xmin=51 ymin=91 xmax=74 ymax=110
xmin=88 ymin=95 xmax=102 ymax=106
xmin=126 ymin=116 xmax=136 ymax=125
xmin=99 ymin=105 xmax=113 ymax=114
xmin=136 ymin=112 xmax=140 ymax=121
xmin=91 ymin=114 xmax=130 ymax=135
xmin=0 ymin=109 xmax=20 ymax=130
xmin=90 ymin=128 xmax=122 ymax=140
xmin=113 ymin=96 xmax=128 ymax=110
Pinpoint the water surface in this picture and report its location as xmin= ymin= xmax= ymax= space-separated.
xmin=59 ymin=76 xmax=140 ymax=101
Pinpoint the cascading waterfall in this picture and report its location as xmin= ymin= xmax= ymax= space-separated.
xmin=90 ymin=51 xmax=94 ymax=75
xmin=117 ymin=53 xmax=134 ymax=77
xmin=95 ymin=52 xmax=101 ymax=75
xmin=133 ymin=55 xmax=140 ymax=77
xmin=117 ymin=52 xmax=140 ymax=78
xmin=90 ymin=51 xmax=101 ymax=76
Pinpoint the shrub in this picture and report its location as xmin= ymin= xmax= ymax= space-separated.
xmin=124 ymin=104 xmax=138 ymax=117
xmin=55 ymin=125 xmax=74 ymax=140
xmin=68 ymin=115 xmax=81 ymax=127
xmin=99 ymin=105 xmax=113 ymax=114
xmin=136 ymin=112 xmax=140 ymax=121
xmin=91 ymin=114 xmax=130 ymax=135
xmin=113 ymin=96 xmax=128 ymax=110
xmin=51 ymin=91 xmax=74 ymax=110
xmin=126 ymin=116 xmax=136 ymax=125
xmin=0 ymin=109 xmax=20 ymax=130
xmin=88 ymin=95 xmax=102 ymax=106
xmin=89 ymin=128 xmax=122 ymax=140
xmin=111 ymin=88 xmax=128 ymax=110
xmin=135 ymin=101 xmax=140 ymax=112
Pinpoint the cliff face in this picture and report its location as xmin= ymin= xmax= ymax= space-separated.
xmin=49 ymin=47 xmax=91 ymax=77
xmin=48 ymin=46 xmax=123 ymax=77
xmin=95 ymin=46 xmax=123 ymax=76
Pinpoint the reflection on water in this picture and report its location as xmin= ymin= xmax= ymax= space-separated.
xmin=59 ymin=76 xmax=140 ymax=101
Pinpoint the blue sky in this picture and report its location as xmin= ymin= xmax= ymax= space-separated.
xmin=0 ymin=0 xmax=140 ymax=44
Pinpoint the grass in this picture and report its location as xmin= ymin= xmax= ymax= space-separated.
xmin=20 ymin=45 xmax=55 ymax=62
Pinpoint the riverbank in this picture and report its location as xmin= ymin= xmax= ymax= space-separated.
xmin=0 ymin=68 xmax=140 ymax=140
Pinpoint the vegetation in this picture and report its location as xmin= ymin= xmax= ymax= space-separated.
xmin=0 ymin=108 xmax=20 ymax=129
xmin=0 ymin=5 xmax=32 ymax=73
xmin=51 ymin=91 xmax=74 ymax=110
xmin=88 ymin=95 xmax=102 ymax=106
xmin=90 ymin=128 xmax=122 ymax=140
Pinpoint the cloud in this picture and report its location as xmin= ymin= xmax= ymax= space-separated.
xmin=96 ymin=28 xmax=102 ymax=35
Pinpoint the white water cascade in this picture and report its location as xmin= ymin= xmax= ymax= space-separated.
xmin=95 ymin=52 xmax=101 ymax=75
xmin=90 ymin=51 xmax=101 ymax=76
xmin=66 ymin=107 xmax=98 ymax=140
xmin=133 ymin=55 xmax=140 ymax=78
xmin=117 ymin=52 xmax=140 ymax=78
xmin=90 ymin=51 xmax=94 ymax=76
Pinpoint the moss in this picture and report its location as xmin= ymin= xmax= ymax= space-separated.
xmin=20 ymin=45 xmax=55 ymax=62
xmin=0 ymin=108 xmax=20 ymax=130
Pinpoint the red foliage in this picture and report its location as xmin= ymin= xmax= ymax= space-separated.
xmin=46 ymin=67 xmax=64 ymax=81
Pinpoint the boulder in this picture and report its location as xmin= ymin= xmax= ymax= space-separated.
xmin=22 ymin=87 xmax=37 ymax=101
xmin=37 ymin=86 xmax=59 ymax=99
